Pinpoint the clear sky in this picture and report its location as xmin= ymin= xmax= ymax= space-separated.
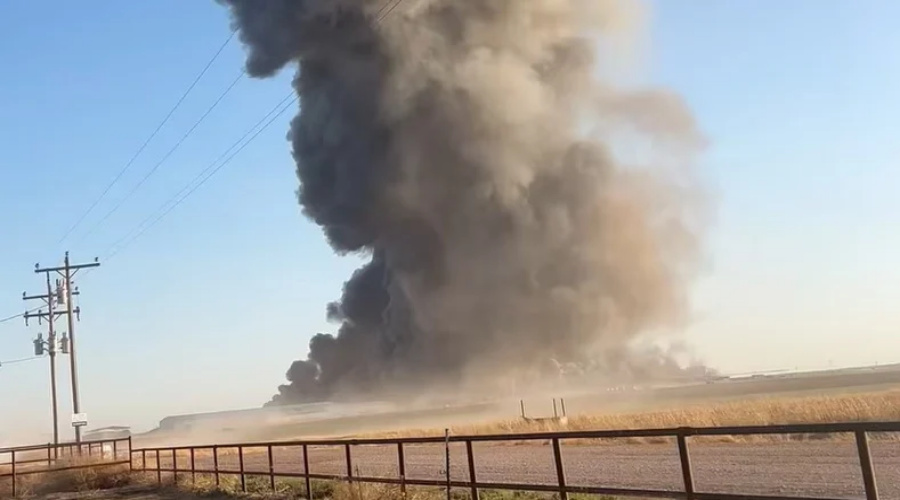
xmin=0 ymin=1 xmax=898 ymax=445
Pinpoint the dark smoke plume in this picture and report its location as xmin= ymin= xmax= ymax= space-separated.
xmin=217 ymin=0 xmax=707 ymax=405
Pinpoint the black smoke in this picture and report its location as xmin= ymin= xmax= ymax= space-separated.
xmin=217 ymin=0 xmax=708 ymax=405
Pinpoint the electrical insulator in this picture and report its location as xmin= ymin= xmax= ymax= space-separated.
xmin=33 ymin=334 xmax=45 ymax=356
xmin=59 ymin=333 xmax=70 ymax=354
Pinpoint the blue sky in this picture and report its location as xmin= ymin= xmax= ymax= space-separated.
xmin=1 ymin=1 xmax=898 ymax=444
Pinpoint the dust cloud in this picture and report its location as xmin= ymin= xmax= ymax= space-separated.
xmin=216 ymin=0 xmax=708 ymax=405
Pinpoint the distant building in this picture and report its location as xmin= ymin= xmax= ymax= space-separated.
xmin=83 ymin=426 xmax=131 ymax=441
xmin=156 ymin=403 xmax=326 ymax=434
xmin=146 ymin=401 xmax=396 ymax=441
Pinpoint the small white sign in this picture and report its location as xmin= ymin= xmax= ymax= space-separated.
xmin=71 ymin=413 xmax=88 ymax=426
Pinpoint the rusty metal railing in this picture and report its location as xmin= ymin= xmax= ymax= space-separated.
xmin=130 ymin=421 xmax=900 ymax=500
xmin=0 ymin=437 xmax=132 ymax=497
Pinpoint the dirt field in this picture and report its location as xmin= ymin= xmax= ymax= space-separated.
xmin=87 ymin=368 xmax=900 ymax=500
xmin=136 ymin=439 xmax=899 ymax=499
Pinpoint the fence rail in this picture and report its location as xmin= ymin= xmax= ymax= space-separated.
xmin=1 ymin=437 xmax=132 ymax=497
xmin=132 ymin=421 xmax=900 ymax=500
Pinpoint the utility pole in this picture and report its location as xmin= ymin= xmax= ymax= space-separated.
xmin=35 ymin=252 xmax=99 ymax=444
xmin=23 ymin=273 xmax=71 ymax=457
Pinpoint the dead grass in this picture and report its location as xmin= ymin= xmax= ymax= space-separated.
xmin=134 ymin=390 xmax=900 ymax=470
xmin=354 ymin=389 xmax=900 ymax=443
xmin=0 ymin=456 xmax=135 ymax=497
xmin=11 ymin=390 xmax=900 ymax=498
xmin=171 ymin=475 xmax=605 ymax=500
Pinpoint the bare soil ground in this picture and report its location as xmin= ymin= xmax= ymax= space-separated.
xmin=25 ymin=369 xmax=900 ymax=500
xmin=139 ymin=440 xmax=900 ymax=499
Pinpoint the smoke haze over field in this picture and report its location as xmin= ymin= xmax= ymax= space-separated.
xmin=217 ymin=0 xmax=707 ymax=405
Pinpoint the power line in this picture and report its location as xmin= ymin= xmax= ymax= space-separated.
xmin=56 ymin=30 xmax=238 ymax=247
xmin=0 ymin=356 xmax=43 ymax=368
xmin=377 ymin=0 xmax=407 ymax=20
xmin=91 ymin=0 xmax=406 ymax=265
xmin=374 ymin=0 xmax=402 ymax=18
xmin=71 ymin=70 xmax=246 ymax=247
xmin=102 ymin=94 xmax=297 ymax=263
xmin=0 ymin=312 xmax=23 ymax=324
xmin=0 ymin=307 xmax=43 ymax=325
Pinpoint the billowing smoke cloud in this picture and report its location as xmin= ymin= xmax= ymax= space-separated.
xmin=217 ymin=0 xmax=707 ymax=405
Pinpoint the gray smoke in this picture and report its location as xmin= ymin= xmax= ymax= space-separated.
xmin=217 ymin=0 xmax=707 ymax=405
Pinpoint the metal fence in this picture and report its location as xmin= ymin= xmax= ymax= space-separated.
xmin=131 ymin=421 xmax=900 ymax=500
xmin=0 ymin=437 xmax=132 ymax=497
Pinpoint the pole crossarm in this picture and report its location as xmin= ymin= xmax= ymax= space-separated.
xmin=34 ymin=261 xmax=99 ymax=275
xmin=23 ymin=310 xmax=70 ymax=324
xmin=23 ymin=293 xmax=51 ymax=302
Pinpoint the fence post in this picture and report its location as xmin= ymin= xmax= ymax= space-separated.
xmin=214 ymin=446 xmax=220 ymax=488
xmin=11 ymin=449 xmax=16 ymax=498
xmin=855 ymin=430 xmax=879 ymax=500
xmin=677 ymin=432 xmax=695 ymax=500
xmin=191 ymin=448 xmax=196 ymax=485
xmin=397 ymin=442 xmax=406 ymax=496
xmin=302 ymin=444 xmax=312 ymax=500
xmin=47 ymin=444 xmax=52 ymax=468
xmin=173 ymin=448 xmax=178 ymax=486
xmin=551 ymin=437 xmax=567 ymax=500
xmin=142 ymin=449 xmax=146 ymax=472
xmin=239 ymin=446 xmax=246 ymax=492
xmin=113 ymin=440 xmax=119 ymax=462
xmin=445 ymin=430 xmax=451 ymax=500
xmin=156 ymin=450 xmax=162 ymax=485
xmin=267 ymin=445 xmax=275 ymax=491
xmin=465 ymin=440 xmax=479 ymax=500
xmin=345 ymin=443 xmax=353 ymax=483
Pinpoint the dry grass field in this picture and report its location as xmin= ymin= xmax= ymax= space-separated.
xmin=0 ymin=459 xmax=133 ymax=498
xmin=12 ymin=481 xmax=582 ymax=500
xmin=125 ymin=390 xmax=900 ymax=500
xmin=357 ymin=388 xmax=900 ymax=442
xmin=132 ymin=388 xmax=900 ymax=464
xmin=130 ymin=387 xmax=900 ymax=474
xmin=8 ymin=390 xmax=900 ymax=500
xmin=11 ymin=387 xmax=900 ymax=499
xmin=172 ymin=475 xmax=582 ymax=500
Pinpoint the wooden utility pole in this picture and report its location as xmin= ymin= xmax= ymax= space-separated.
xmin=23 ymin=272 xmax=67 ymax=456
xmin=35 ymin=252 xmax=99 ymax=444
